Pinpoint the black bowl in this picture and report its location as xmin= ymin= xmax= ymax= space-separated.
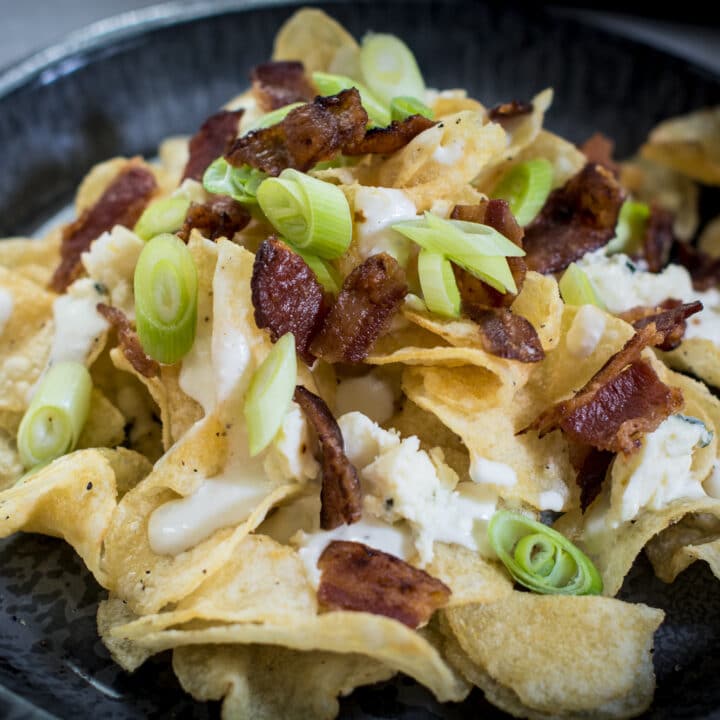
xmin=1 ymin=2 xmax=720 ymax=718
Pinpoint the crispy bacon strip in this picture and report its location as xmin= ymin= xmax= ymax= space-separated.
xmin=226 ymin=89 xmax=368 ymax=175
xmin=317 ymin=541 xmax=451 ymax=628
xmin=642 ymin=205 xmax=675 ymax=272
xmin=177 ymin=196 xmax=250 ymax=242
xmin=251 ymin=238 xmax=329 ymax=364
xmin=343 ymin=114 xmax=436 ymax=155
xmin=465 ymin=305 xmax=544 ymax=362
xmin=575 ymin=447 xmax=615 ymax=512
xmin=451 ymin=199 xmax=526 ymax=308
xmin=488 ymin=100 xmax=533 ymax=125
xmin=51 ymin=164 xmax=157 ymax=293
xmin=618 ymin=299 xmax=702 ymax=351
xmin=579 ymin=132 xmax=619 ymax=176
xmin=531 ymin=324 xmax=683 ymax=454
xmin=182 ymin=109 xmax=243 ymax=182
xmin=674 ymin=241 xmax=720 ymax=292
xmin=310 ymin=253 xmax=408 ymax=364
xmin=293 ymin=387 xmax=361 ymax=530
xmin=524 ymin=163 xmax=625 ymax=275
xmin=250 ymin=61 xmax=315 ymax=112
xmin=97 ymin=303 xmax=159 ymax=378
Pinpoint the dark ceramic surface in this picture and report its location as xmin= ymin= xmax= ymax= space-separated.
xmin=1 ymin=1 xmax=720 ymax=717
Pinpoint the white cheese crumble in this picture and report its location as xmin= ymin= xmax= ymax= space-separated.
xmin=263 ymin=402 xmax=319 ymax=485
xmin=578 ymin=251 xmax=720 ymax=345
xmin=614 ymin=414 xmax=710 ymax=522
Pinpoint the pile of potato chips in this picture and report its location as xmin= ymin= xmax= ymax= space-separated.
xmin=1 ymin=8 xmax=719 ymax=719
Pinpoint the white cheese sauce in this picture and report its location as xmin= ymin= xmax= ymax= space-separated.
xmin=469 ymin=453 xmax=517 ymax=487
xmin=578 ymin=251 xmax=720 ymax=345
xmin=49 ymin=278 xmax=108 ymax=366
xmin=566 ymin=304 xmax=607 ymax=358
xmin=0 ymin=288 xmax=14 ymax=335
xmin=353 ymin=187 xmax=417 ymax=265
xmin=293 ymin=517 xmax=414 ymax=587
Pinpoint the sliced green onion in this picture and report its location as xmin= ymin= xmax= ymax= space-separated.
xmin=359 ymin=33 xmax=425 ymax=107
xmin=390 ymin=95 xmax=434 ymax=122
xmin=606 ymin=200 xmax=650 ymax=255
xmin=257 ymin=169 xmax=352 ymax=259
xmin=134 ymin=233 xmax=198 ymax=364
xmin=244 ymin=333 xmax=297 ymax=456
xmin=292 ymin=247 xmax=342 ymax=294
xmin=134 ymin=196 xmax=191 ymax=241
xmin=312 ymin=71 xmax=391 ymax=128
xmin=491 ymin=158 xmax=554 ymax=226
xmin=393 ymin=212 xmax=523 ymax=294
xmin=559 ymin=263 xmax=606 ymax=309
xmin=17 ymin=362 xmax=92 ymax=470
xmin=417 ymin=250 xmax=460 ymax=317
xmin=202 ymin=157 xmax=266 ymax=204
xmin=245 ymin=102 xmax=306 ymax=133
xmin=488 ymin=510 xmax=603 ymax=595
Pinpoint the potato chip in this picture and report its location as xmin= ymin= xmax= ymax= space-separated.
xmin=76 ymin=387 xmax=126 ymax=451
xmin=698 ymin=215 xmax=720 ymax=257
xmin=441 ymin=592 xmax=663 ymax=718
xmin=75 ymin=157 xmax=130 ymax=214
xmin=659 ymin=338 xmax=720 ymax=392
xmin=273 ymin=8 xmax=359 ymax=74
xmin=429 ymin=90 xmax=485 ymax=118
xmin=172 ymin=644 xmax=393 ymax=720
xmin=0 ymin=228 xmax=62 ymax=287
xmin=97 ymin=595 xmax=151 ymax=672
xmin=641 ymin=106 xmax=720 ymax=185
xmin=646 ymin=512 xmax=720 ymax=582
xmin=0 ymin=428 xmax=23 ymax=491
xmin=620 ymin=157 xmax=699 ymax=240
xmin=157 ymin=136 xmax=190 ymax=187
xmin=0 ymin=448 xmax=150 ymax=588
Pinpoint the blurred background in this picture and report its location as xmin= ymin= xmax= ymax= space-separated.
xmin=1 ymin=0 xmax=719 ymax=74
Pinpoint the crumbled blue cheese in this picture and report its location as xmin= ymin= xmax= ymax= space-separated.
xmin=578 ymin=251 xmax=720 ymax=345
xmin=263 ymin=402 xmax=319 ymax=484
xmin=566 ymin=304 xmax=607 ymax=358
xmin=613 ymin=414 xmax=710 ymax=522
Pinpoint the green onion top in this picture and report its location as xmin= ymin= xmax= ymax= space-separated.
xmin=390 ymin=95 xmax=434 ymax=122
xmin=203 ymin=157 xmax=267 ymax=204
xmin=488 ymin=510 xmax=603 ymax=595
xmin=256 ymin=169 xmax=352 ymax=259
xmin=134 ymin=195 xmax=192 ymax=241
xmin=606 ymin=199 xmax=650 ymax=255
xmin=312 ymin=71 xmax=391 ymax=127
xmin=359 ymin=33 xmax=426 ymax=107
xmin=491 ymin=158 xmax=554 ymax=226
xmin=244 ymin=333 xmax=298 ymax=457
xmin=559 ymin=262 xmax=606 ymax=309
xmin=134 ymin=233 xmax=198 ymax=365
xmin=17 ymin=361 xmax=92 ymax=470
xmin=245 ymin=102 xmax=306 ymax=133
xmin=417 ymin=249 xmax=460 ymax=318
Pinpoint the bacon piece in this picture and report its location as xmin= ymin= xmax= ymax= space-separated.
xmin=465 ymin=305 xmax=544 ymax=362
xmin=579 ymin=132 xmax=619 ymax=176
xmin=524 ymin=163 xmax=625 ymax=275
xmin=488 ymin=100 xmax=533 ymax=126
xmin=97 ymin=303 xmax=159 ymax=378
xmin=177 ymin=196 xmax=250 ymax=242
xmin=451 ymin=199 xmax=526 ymax=308
xmin=574 ymin=446 xmax=614 ymax=512
xmin=310 ymin=253 xmax=407 ymax=363
xmin=617 ymin=299 xmax=702 ymax=351
xmin=250 ymin=61 xmax=315 ymax=112
xmin=642 ymin=205 xmax=675 ymax=272
xmin=531 ymin=324 xmax=683 ymax=454
xmin=293 ymin=387 xmax=361 ymax=530
xmin=182 ymin=110 xmax=243 ymax=182
xmin=226 ymin=89 xmax=368 ymax=175
xmin=251 ymin=238 xmax=329 ymax=364
xmin=51 ymin=164 xmax=157 ymax=293
xmin=674 ymin=241 xmax=720 ymax=291
xmin=317 ymin=541 xmax=450 ymax=628
xmin=343 ymin=114 xmax=436 ymax=155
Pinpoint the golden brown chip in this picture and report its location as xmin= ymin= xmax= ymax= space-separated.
xmin=640 ymin=106 xmax=720 ymax=185
xmin=0 ymin=229 xmax=62 ymax=287
xmin=172 ymin=644 xmax=394 ymax=720
xmin=97 ymin=595 xmax=151 ymax=672
xmin=442 ymin=593 xmax=663 ymax=719
xmin=76 ymin=387 xmax=126 ymax=451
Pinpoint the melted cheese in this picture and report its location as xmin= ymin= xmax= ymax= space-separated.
xmin=49 ymin=279 xmax=108 ymax=366
xmin=469 ymin=453 xmax=517 ymax=487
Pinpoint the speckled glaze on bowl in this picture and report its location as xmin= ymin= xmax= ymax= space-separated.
xmin=1 ymin=1 xmax=720 ymax=718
